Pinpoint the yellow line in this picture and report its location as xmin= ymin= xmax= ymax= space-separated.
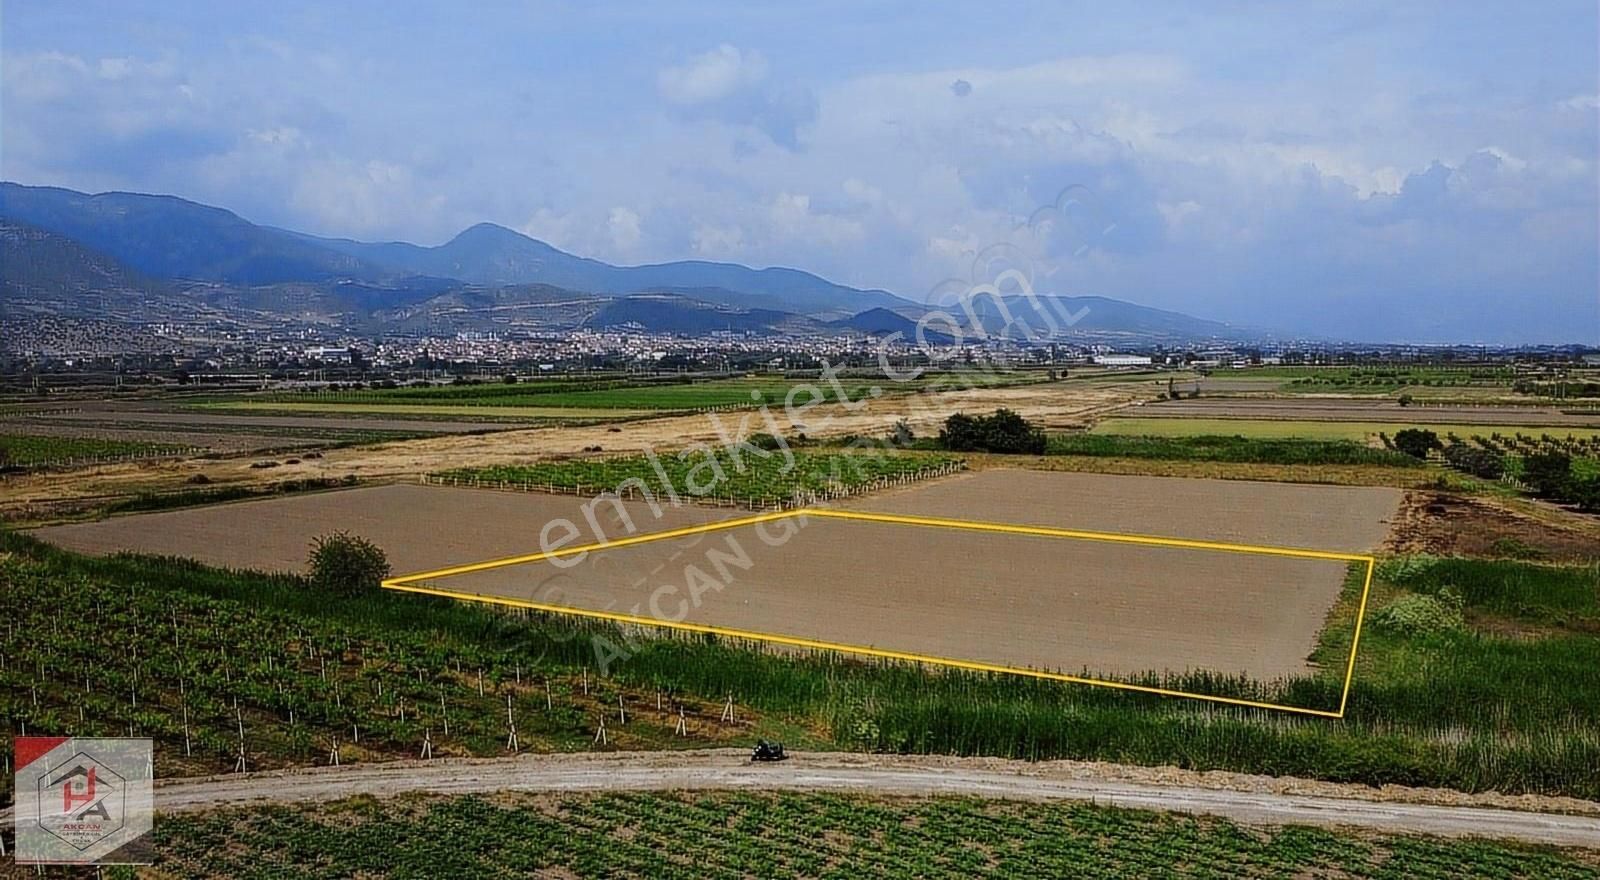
xmin=382 ymin=505 xmax=1375 ymax=717
xmin=1336 ymin=557 xmax=1378 ymax=718
xmin=383 ymin=578 xmax=1344 ymax=718
xmin=805 ymin=508 xmax=1369 ymax=562
xmin=387 ymin=509 xmax=796 ymax=582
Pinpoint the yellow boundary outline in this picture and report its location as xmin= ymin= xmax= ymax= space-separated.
xmin=382 ymin=508 xmax=1377 ymax=718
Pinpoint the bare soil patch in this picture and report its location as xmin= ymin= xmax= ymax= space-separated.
xmin=27 ymin=483 xmax=727 ymax=575
xmin=28 ymin=470 xmax=1396 ymax=682
xmin=1385 ymin=491 xmax=1600 ymax=562
xmin=845 ymin=469 xmax=1401 ymax=554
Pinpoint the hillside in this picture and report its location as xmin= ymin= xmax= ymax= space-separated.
xmin=0 ymin=220 xmax=200 ymax=321
xmin=0 ymin=182 xmax=1248 ymax=342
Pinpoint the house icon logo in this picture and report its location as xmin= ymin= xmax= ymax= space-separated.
xmin=14 ymin=736 xmax=152 ymax=866
xmin=37 ymin=753 xmax=128 ymax=850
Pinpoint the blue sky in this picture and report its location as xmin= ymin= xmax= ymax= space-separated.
xmin=3 ymin=1 xmax=1597 ymax=343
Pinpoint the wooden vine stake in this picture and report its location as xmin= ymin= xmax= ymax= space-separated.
xmin=593 ymin=715 xmax=608 ymax=747
xmin=421 ymin=729 xmax=434 ymax=760
xmin=675 ymin=706 xmax=687 ymax=737
xmin=504 ymin=693 xmax=519 ymax=751
xmin=721 ymin=694 xmax=735 ymax=723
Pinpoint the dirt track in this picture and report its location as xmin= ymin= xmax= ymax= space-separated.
xmin=8 ymin=751 xmax=1594 ymax=847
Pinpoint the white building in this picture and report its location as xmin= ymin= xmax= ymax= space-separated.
xmin=1092 ymin=354 xmax=1154 ymax=367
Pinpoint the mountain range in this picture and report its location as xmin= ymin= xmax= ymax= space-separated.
xmin=0 ymin=182 xmax=1246 ymax=343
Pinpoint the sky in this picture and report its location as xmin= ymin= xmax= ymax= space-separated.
xmin=2 ymin=1 xmax=1597 ymax=344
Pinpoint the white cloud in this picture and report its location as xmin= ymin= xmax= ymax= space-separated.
xmin=657 ymin=44 xmax=768 ymax=105
xmin=607 ymin=206 xmax=642 ymax=251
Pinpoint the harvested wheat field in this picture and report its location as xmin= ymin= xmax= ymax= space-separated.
xmin=31 ymin=472 xmax=1399 ymax=684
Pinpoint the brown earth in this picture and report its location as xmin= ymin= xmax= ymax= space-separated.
xmin=0 ymin=380 xmax=1141 ymax=519
xmin=30 ymin=470 xmax=1397 ymax=682
xmin=1385 ymin=490 xmax=1600 ymax=562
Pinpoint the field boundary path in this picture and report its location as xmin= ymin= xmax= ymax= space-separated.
xmin=7 ymin=751 xmax=1597 ymax=848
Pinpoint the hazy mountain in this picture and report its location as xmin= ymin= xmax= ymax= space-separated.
xmin=0 ymin=220 xmax=196 ymax=320
xmin=0 ymin=182 xmax=1249 ymax=342
xmin=304 ymin=222 xmax=910 ymax=316
xmin=0 ymin=183 xmax=383 ymax=284
xmin=952 ymin=294 xmax=1246 ymax=342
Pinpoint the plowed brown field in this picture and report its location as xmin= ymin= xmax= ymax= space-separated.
xmin=29 ymin=471 xmax=1399 ymax=682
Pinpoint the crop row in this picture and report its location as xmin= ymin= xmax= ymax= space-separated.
xmin=437 ymin=450 xmax=964 ymax=507
xmin=140 ymin=792 xmax=1600 ymax=879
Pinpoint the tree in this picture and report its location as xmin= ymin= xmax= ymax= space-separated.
xmin=308 ymin=532 xmax=390 ymax=597
xmin=1393 ymin=428 xmax=1442 ymax=459
xmin=938 ymin=409 xmax=1046 ymax=455
xmin=1522 ymin=451 xmax=1573 ymax=499
xmin=889 ymin=420 xmax=915 ymax=447
xmin=1569 ymin=475 xmax=1600 ymax=514
xmin=1397 ymin=393 xmax=1414 ymax=407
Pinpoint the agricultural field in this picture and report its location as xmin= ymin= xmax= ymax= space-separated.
xmin=0 ymin=433 xmax=186 ymax=467
xmin=234 ymin=371 xmax=1050 ymax=413
xmin=0 ymin=398 xmax=531 ymax=458
xmin=204 ymin=400 xmax=656 ymax=420
xmin=1095 ymin=416 xmax=1600 ymax=442
xmin=1109 ymin=397 xmax=1600 ymax=428
xmin=112 ymin=791 xmax=1600 ymax=879
xmin=1044 ymin=433 xmax=1423 ymax=467
xmin=4 ymin=525 xmax=1600 ymax=804
xmin=439 ymin=448 xmax=963 ymax=507
xmin=30 ymin=470 xmax=1397 ymax=687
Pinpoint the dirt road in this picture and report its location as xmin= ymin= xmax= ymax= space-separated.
xmin=10 ymin=751 xmax=1596 ymax=848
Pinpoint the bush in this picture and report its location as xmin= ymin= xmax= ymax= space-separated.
xmin=1488 ymin=537 xmax=1544 ymax=560
xmin=745 ymin=432 xmax=787 ymax=451
xmin=938 ymin=409 xmax=1047 ymax=455
xmin=1441 ymin=442 xmax=1504 ymax=480
xmin=1570 ymin=475 xmax=1600 ymax=514
xmin=1369 ymin=590 xmax=1464 ymax=637
xmin=888 ymin=420 xmax=915 ymax=448
xmin=1393 ymin=428 xmax=1441 ymax=459
xmin=308 ymin=532 xmax=390 ymax=597
xmin=1523 ymin=451 xmax=1572 ymax=499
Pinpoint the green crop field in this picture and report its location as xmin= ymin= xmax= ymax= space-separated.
xmin=220 ymin=372 xmax=1042 ymax=412
xmin=207 ymin=401 xmax=658 ymax=419
xmin=135 ymin=792 xmax=1600 ymax=879
xmin=0 ymin=433 xmax=184 ymax=467
xmin=3 ymin=531 xmax=1598 ymax=804
xmin=439 ymin=450 xmax=963 ymax=506
xmin=1045 ymin=433 xmax=1423 ymax=467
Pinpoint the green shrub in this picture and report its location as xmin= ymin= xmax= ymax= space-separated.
xmin=1393 ymin=428 xmax=1441 ymax=459
xmin=1488 ymin=537 xmax=1544 ymax=560
xmin=938 ymin=409 xmax=1046 ymax=455
xmin=1369 ymin=590 xmax=1464 ymax=637
xmin=307 ymin=532 xmax=390 ymax=597
xmin=1523 ymin=451 xmax=1573 ymax=498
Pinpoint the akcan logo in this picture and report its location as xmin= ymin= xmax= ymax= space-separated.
xmin=13 ymin=736 xmax=153 ymax=865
